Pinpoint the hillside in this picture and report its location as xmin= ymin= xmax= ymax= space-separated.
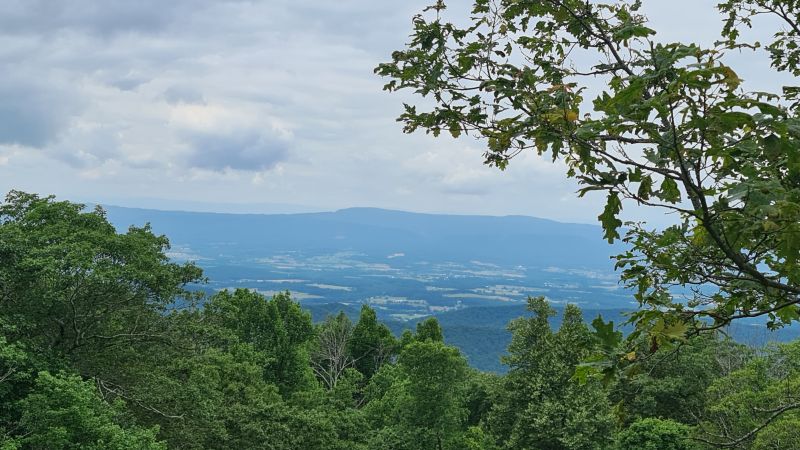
xmin=99 ymin=205 xmax=800 ymax=372
xmin=102 ymin=206 xmax=624 ymax=269
xmin=306 ymin=303 xmax=800 ymax=372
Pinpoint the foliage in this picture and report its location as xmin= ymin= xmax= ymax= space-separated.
xmin=416 ymin=317 xmax=445 ymax=342
xmin=17 ymin=371 xmax=166 ymax=450
xmin=365 ymin=339 xmax=470 ymax=450
xmin=611 ymin=335 xmax=750 ymax=425
xmin=128 ymin=344 xmax=284 ymax=449
xmin=488 ymin=297 xmax=615 ymax=449
xmin=5 ymin=190 xmax=800 ymax=448
xmin=616 ymin=418 xmax=696 ymax=450
xmin=0 ymin=191 xmax=203 ymax=370
xmin=348 ymin=304 xmax=396 ymax=380
xmin=751 ymin=416 xmax=800 ymax=450
xmin=204 ymin=288 xmax=316 ymax=394
xmin=376 ymin=0 xmax=800 ymax=343
xmin=696 ymin=341 xmax=800 ymax=448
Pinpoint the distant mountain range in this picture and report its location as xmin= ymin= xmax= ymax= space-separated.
xmin=102 ymin=205 xmax=624 ymax=269
xmin=100 ymin=204 xmax=799 ymax=372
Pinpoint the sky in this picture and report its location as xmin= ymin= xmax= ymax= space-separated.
xmin=0 ymin=1 xmax=787 ymax=224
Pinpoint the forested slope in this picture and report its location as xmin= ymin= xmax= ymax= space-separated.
xmin=3 ymin=192 xmax=800 ymax=449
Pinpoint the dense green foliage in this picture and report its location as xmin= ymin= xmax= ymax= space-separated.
xmin=4 ymin=0 xmax=799 ymax=447
xmin=616 ymin=418 xmax=695 ymax=450
xmin=3 ymin=192 xmax=800 ymax=448
xmin=488 ymin=300 xmax=615 ymax=449
xmin=4 ymin=0 xmax=800 ymax=448
xmin=376 ymin=0 xmax=800 ymax=345
xmin=370 ymin=0 xmax=800 ymax=443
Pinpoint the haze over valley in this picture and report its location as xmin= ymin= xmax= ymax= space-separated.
xmin=103 ymin=205 xmax=797 ymax=371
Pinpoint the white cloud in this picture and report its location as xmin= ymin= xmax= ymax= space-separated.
xmin=0 ymin=0 xmax=784 ymax=226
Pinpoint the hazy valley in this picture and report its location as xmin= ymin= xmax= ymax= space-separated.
xmin=103 ymin=205 xmax=798 ymax=372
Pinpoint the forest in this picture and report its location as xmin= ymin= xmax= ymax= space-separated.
xmin=4 ymin=0 xmax=800 ymax=448
xmin=1 ymin=191 xmax=798 ymax=449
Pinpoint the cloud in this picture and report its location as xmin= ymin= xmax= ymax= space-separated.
xmin=106 ymin=72 xmax=150 ymax=92
xmin=0 ymin=77 xmax=82 ymax=148
xmin=400 ymin=141 xmax=504 ymax=197
xmin=163 ymin=86 xmax=206 ymax=105
xmin=184 ymin=128 xmax=290 ymax=172
xmin=0 ymin=0 xmax=200 ymax=37
xmin=0 ymin=0 xmax=754 ymax=224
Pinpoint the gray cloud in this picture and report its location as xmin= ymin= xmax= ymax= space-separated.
xmin=163 ymin=86 xmax=206 ymax=105
xmin=0 ymin=0 xmax=200 ymax=37
xmin=107 ymin=73 xmax=150 ymax=92
xmin=184 ymin=129 xmax=289 ymax=172
xmin=0 ymin=78 xmax=82 ymax=148
xmin=0 ymin=0 xmax=765 ymax=225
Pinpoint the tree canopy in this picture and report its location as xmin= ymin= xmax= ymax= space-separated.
xmin=376 ymin=0 xmax=800 ymax=343
xmin=0 ymin=188 xmax=793 ymax=447
xmin=7 ymin=0 xmax=800 ymax=439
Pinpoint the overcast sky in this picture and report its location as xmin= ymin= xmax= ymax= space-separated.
xmin=0 ymin=1 xmax=785 ymax=224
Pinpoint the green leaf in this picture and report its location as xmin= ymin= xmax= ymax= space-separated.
xmin=716 ymin=111 xmax=753 ymax=131
xmin=637 ymin=175 xmax=653 ymax=200
xmin=662 ymin=321 xmax=688 ymax=340
xmin=449 ymin=122 xmax=462 ymax=138
xmin=659 ymin=178 xmax=681 ymax=203
xmin=598 ymin=192 xmax=623 ymax=243
xmin=591 ymin=315 xmax=622 ymax=350
xmin=614 ymin=24 xmax=656 ymax=41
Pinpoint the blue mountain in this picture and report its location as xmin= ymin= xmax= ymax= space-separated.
xmin=102 ymin=205 xmax=624 ymax=269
